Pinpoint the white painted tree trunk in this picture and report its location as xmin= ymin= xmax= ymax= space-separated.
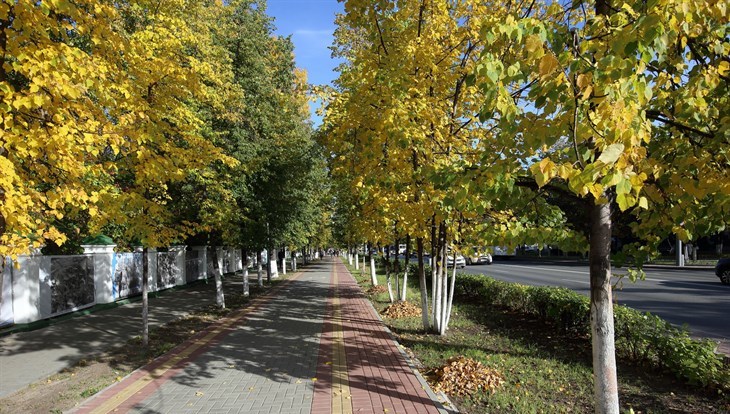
xmin=355 ymin=253 xmax=359 ymax=270
xmin=142 ymin=247 xmax=149 ymax=347
xmin=348 ymin=252 xmax=352 ymax=266
xmin=242 ymin=249 xmax=249 ymax=297
xmin=442 ymin=252 xmax=457 ymax=334
xmin=417 ymin=238 xmax=430 ymax=330
xmin=430 ymin=255 xmax=437 ymax=326
xmin=243 ymin=264 xmax=249 ymax=296
xmin=590 ymin=198 xmax=620 ymax=414
xmin=385 ymin=272 xmax=395 ymax=303
xmin=292 ymin=256 xmax=296 ymax=272
xmin=401 ymin=236 xmax=410 ymax=302
xmin=257 ymin=251 xmax=263 ymax=287
xmin=434 ymin=255 xmax=443 ymax=333
xmin=370 ymin=255 xmax=377 ymax=286
xmin=400 ymin=262 xmax=408 ymax=302
xmin=385 ymin=255 xmax=394 ymax=303
xmin=439 ymin=260 xmax=449 ymax=335
xmin=271 ymin=254 xmax=279 ymax=279
xmin=209 ymin=247 xmax=225 ymax=309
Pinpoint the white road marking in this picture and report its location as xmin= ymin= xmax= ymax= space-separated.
xmin=561 ymin=279 xmax=589 ymax=284
xmin=504 ymin=264 xmax=587 ymax=275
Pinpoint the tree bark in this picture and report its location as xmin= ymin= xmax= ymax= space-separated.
xmin=386 ymin=247 xmax=394 ymax=302
xmin=142 ymin=247 xmax=149 ymax=347
xmin=417 ymin=237 xmax=430 ymax=330
xmin=266 ymin=246 xmax=272 ymax=283
xmin=430 ymin=218 xmax=437 ymax=325
xmin=394 ymin=237 xmax=400 ymax=299
xmin=443 ymin=248 xmax=457 ymax=334
xmin=402 ymin=235 xmax=410 ymax=302
xmin=256 ymin=250 xmax=263 ymax=287
xmin=589 ymin=197 xmax=619 ymax=414
xmin=242 ymin=248 xmax=249 ymax=297
xmin=370 ymin=254 xmax=377 ymax=285
xmin=212 ymin=247 xmax=225 ymax=309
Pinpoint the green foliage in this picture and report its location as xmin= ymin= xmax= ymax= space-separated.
xmin=454 ymin=274 xmax=729 ymax=390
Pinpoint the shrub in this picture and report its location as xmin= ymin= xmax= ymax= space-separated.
xmin=453 ymin=273 xmax=729 ymax=391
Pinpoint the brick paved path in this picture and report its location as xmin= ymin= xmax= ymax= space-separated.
xmin=73 ymin=259 xmax=448 ymax=414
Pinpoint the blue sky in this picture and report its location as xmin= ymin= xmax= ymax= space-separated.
xmin=266 ymin=0 xmax=344 ymax=125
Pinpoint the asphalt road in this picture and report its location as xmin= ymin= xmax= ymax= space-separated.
xmin=460 ymin=259 xmax=729 ymax=353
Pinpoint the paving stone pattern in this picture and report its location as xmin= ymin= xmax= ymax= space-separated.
xmin=128 ymin=264 xmax=330 ymax=413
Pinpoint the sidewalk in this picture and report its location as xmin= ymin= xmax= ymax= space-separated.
xmin=57 ymin=258 xmax=450 ymax=413
xmin=0 ymin=278 xmax=225 ymax=398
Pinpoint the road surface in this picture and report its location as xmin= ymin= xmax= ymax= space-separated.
xmin=460 ymin=259 xmax=729 ymax=353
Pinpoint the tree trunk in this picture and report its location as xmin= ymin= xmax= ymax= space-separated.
xmin=256 ymin=250 xmax=263 ymax=287
xmin=242 ymin=248 xmax=249 ymax=297
xmin=142 ymin=247 xmax=149 ymax=347
xmin=394 ymin=237 xmax=400 ymax=299
xmin=589 ymin=197 xmax=619 ymax=414
xmin=212 ymin=247 xmax=225 ymax=309
xmin=402 ymin=235 xmax=410 ymax=302
xmin=370 ymin=254 xmax=377 ymax=286
xmin=266 ymin=247 xmax=272 ymax=283
xmin=433 ymin=223 xmax=445 ymax=333
xmin=386 ymin=247 xmax=394 ymax=303
xmin=355 ymin=251 xmax=359 ymax=270
xmin=430 ymin=219 xmax=437 ymax=324
xmin=441 ymin=249 xmax=456 ymax=335
xmin=282 ymin=247 xmax=286 ymax=275
xmin=417 ymin=237 xmax=430 ymax=330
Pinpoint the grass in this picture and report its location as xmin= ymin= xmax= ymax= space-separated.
xmin=345 ymin=259 xmax=729 ymax=414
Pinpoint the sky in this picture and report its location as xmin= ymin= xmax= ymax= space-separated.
xmin=265 ymin=0 xmax=345 ymax=125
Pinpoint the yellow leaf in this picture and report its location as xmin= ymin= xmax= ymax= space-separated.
xmin=539 ymin=54 xmax=559 ymax=77
xmin=576 ymin=73 xmax=592 ymax=89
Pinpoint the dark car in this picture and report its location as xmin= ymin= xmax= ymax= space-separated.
xmin=716 ymin=258 xmax=730 ymax=285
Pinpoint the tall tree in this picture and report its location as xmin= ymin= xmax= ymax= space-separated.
xmin=473 ymin=0 xmax=728 ymax=411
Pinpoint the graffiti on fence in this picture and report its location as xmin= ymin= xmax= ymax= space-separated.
xmin=157 ymin=251 xmax=177 ymax=289
xmin=113 ymin=252 xmax=143 ymax=299
xmin=48 ymin=256 xmax=95 ymax=316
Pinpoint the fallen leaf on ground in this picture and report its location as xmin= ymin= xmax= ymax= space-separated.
xmin=381 ymin=301 xmax=421 ymax=318
xmin=430 ymin=355 xmax=505 ymax=397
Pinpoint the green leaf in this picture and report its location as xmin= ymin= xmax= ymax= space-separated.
xmin=597 ymin=143 xmax=624 ymax=165
xmin=616 ymin=177 xmax=631 ymax=195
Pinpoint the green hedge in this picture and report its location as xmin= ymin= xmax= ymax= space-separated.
xmin=454 ymin=273 xmax=729 ymax=390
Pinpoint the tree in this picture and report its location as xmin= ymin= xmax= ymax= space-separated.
xmin=1 ymin=0 xmax=130 ymax=260
xmin=472 ymin=0 xmax=728 ymax=411
xmin=323 ymin=0 xmax=523 ymax=334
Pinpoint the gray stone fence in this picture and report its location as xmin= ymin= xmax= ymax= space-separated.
xmin=0 ymin=245 xmax=245 ymax=328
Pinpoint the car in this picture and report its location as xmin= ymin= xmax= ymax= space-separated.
xmin=715 ymin=258 xmax=730 ymax=285
xmin=465 ymin=252 xmax=493 ymax=265
xmin=446 ymin=254 xmax=466 ymax=268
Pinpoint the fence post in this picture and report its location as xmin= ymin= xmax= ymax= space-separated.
xmin=170 ymin=245 xmax=187 ymax=286
xmin=1 ymin=260 xmax=14 ymax=327
xmin=82 ymin=243 xmax=117 ymax=304
xmin=191 ymin=246 xmax=207 ymax=280
xmin=11 ymin=248 xmax=43 ymax=324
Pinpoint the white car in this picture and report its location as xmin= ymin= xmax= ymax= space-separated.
xmin=465 ymin=252 xmax=493 ymax=265
xmin=446 ymin=255 xmax=466 ymax=268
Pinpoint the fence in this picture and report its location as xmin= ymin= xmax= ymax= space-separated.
xmin=0 ymin=245 xmax=243 ymax=328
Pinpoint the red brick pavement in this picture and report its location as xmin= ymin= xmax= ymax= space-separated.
xmin=311 ymin=260 xmax=441 ymax=414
